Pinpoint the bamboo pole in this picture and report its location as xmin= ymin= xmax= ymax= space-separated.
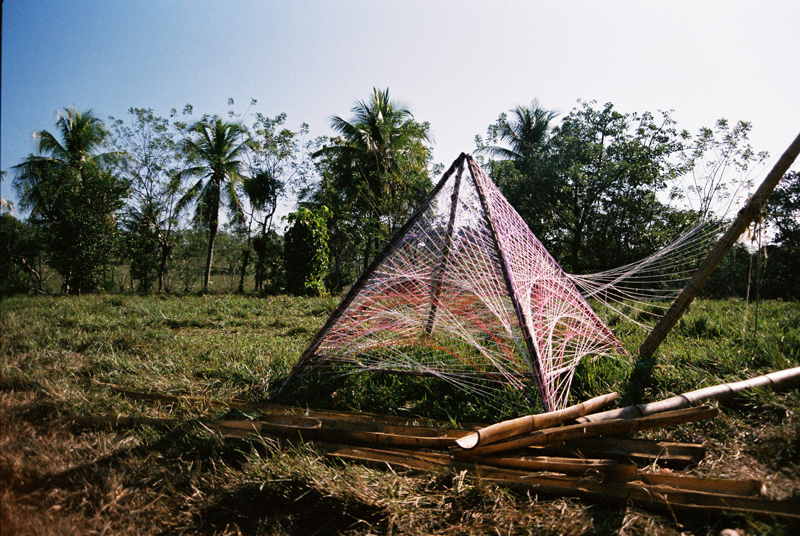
xmin=535 ymin=437 xmax=706 ymax=467
xmin=468 ymin=156 xmax=550 ymax=410
xmin=639 ymin=130 xmax=800 ymax=359
xmin=456 ymin=392 xmax=618 ymax=449
xmin=455 ymin=406 xmax=718 ymax=458
xmin=326 ymin=446 xmax=798 ymax=520
xmin=70 ymin=414 xmax=466 ymax=449
xmin=576 ymin=366 xmax=800 ymax=423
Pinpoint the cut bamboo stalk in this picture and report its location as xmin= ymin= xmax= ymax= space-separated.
xmin=70 ymin=414 xmax=463 ymax=449
xmin=639 ymin=130 xmax=800 ymax=359
xmin=534 ymin=437 xmax=706 ymax=467
xmin=576 ymin=366 xmax=800 ymax=423
xmin=473 ymin=454 xmax=639 ymax=481
xmin=325 ymin=444 xmax=638 ymax=480
xmin=636 ymin=471 xmax=762 ymax=497
xmin=456 ymin=392 xmax=618 ymax=449
xmin=100 ymin=381 xmax=481 ymax=431
xmin=472 ymin=466 xmax=799 ymax=520
xmin=325 ymin=446 xmax=797 ymax=520
xmin=455 ymin=406 xmax=718 ymax=458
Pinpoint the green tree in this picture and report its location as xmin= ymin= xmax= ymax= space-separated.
xmin=476 ymin=100 xmax=559 ymax=243
xmin=109 ymin=107 xmax=190 ymax=292
xmin=12 ymin=108 xmax=128 ymax=293
xmin=177 ymin=118 xmax=249 ymax=292
xmin=762 ymin=170 xmax=800 ymax=299
xmin=310 ymin=88 xmax=434 ymax=279
xmin=481 ymin=101 xmax=690 ymax=273
xmin=241 ymin=113 xmax=307 ymax=292
xmin=547 ymin=102 xmax=691 ymax=272
xmin=674 ymin=119 xmax=769 ymax=221
xmin=1 ymin=213 xmax=46 ymax=295
xmin=283 ymin=206 xmax=329 ymax=296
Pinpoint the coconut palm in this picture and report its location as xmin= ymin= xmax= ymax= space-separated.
xmin=13 ymin=108 xmax=117 ymax=218
xmin=325 ymin=88 xmax=431 ymax=226
xmin=11 ymin=108 xmax=127 ymax=294
xmin=314 ymin=88 xmax=433 ymax=270
xmin=177 ymin=118 xmax=249 ymax=292
xmin=482 ymin=99 xmax=558 ymax=176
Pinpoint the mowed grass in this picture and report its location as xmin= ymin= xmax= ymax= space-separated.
xmin=1 ymin=294 xmax=799 ymax=535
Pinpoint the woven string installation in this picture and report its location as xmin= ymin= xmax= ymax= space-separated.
xmin=286 ymin=153 xmax=627 ymax=412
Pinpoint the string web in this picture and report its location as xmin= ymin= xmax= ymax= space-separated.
xmin=286 ymin=154 xmax=628 ymax=412
xmin=568 ymin=220 xmax=726 ymax=329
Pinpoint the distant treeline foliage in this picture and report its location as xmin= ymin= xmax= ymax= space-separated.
xmin=2 ymin=94 xmax=798 ymax=300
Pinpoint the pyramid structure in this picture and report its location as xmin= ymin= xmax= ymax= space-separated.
xmin=285 ymin=153 xmax=625 ymax=411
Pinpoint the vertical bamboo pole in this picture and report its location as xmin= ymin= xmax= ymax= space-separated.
xmin=638 ymin=131 xmax=800 ymax=359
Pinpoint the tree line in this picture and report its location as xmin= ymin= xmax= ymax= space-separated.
xmin=2 ymin=90 xmax=798 ymax=299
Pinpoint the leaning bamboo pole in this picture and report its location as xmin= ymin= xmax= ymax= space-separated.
xmin=576 ymin=366 xmax=800 ymax=423
xmin=639 ymin=130 xmax=800 ymax=359
xmin=456 ymin=392 xmax=618 ymax=449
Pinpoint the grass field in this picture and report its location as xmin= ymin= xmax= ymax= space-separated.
xmin=1 ymin=294 xmax=799 ymax=535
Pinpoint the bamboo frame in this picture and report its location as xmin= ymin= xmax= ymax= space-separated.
xmin=576 ymin=366 xmax=800 ymax=423
xmin=425 ymin=161 xmax=464 ymax=334
xmin=281 ymin=153 xmax=470 ymax=388
xmin=639 ymin=130 xmax=800 ymax=359
xmin=468 ymin=157 xmax=549 ymax=410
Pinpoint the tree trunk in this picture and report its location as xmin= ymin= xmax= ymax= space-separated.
xmin=157 ymin=242 xmax=172 ymax=293
xmin=204 ymin=222 xmax=217 ymax=292
xmin=238 ymin=248 xmax=250 ymax=293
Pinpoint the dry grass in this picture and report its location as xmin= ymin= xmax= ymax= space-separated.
xmin=1 ymin=294 xmax=799 ymax=535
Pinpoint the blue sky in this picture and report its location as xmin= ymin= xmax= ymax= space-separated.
xmin=3 ymin=0 xmax=799 ymax=218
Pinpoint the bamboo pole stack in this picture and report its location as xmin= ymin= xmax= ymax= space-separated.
xmin=71 ymin=366 xmax=800 ymax=521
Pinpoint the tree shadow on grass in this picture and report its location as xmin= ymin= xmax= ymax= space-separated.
xmin=187 ymin=478 xmax=385 ymax=536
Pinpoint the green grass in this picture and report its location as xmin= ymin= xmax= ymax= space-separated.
xmin=1 ymin=294 xmax=799 ymax=535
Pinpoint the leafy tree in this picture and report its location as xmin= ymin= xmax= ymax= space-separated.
xmin=283 ymin=206 xmax=329 ymax=296
xmin=109 ymin=107 xmax=190 ymax=292
xmin=241 ymin=112 xmax=307 ymax=292
xmin=762 ymin=170 xmax=800 ymax=299
xmin=1 ymin=213 xmax=46 ymax=295
xmin=177 ymin=118 xmax=249 ymax=292
xmin=12 ymin=108 xmax=128 ymax=293
xmin=673 ymin=119 xmax=769 ymax=221
xmin=309 ymin=88 xmax=435 ymax=283
xmin=479 ymin=100 xmax=691 ymax=273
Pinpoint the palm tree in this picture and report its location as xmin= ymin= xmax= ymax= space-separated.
xmin=315 ymin=88 xmax=433 ymax=269
xmin=12 ymin=108 xmax=127 ymax=294
xmin=13 ymin=108 xmax=116 ymax=218
xmin=177 ymin=118 xmax=249 ymax=292
xmin=482 ymin=99 xmax=558 ymax=176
